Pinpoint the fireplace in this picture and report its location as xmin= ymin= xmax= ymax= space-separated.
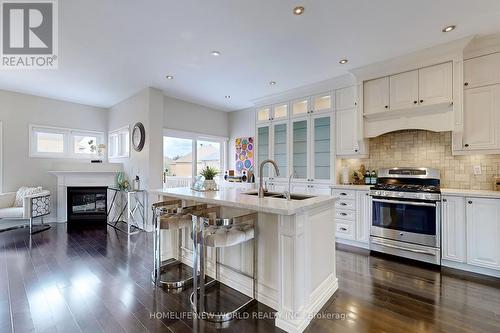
xmin=67 ymin=186 xmax=107 ymax=229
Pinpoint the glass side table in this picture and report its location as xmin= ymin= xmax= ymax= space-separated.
xmin=107 ymin=188 xmax=147 ymax=235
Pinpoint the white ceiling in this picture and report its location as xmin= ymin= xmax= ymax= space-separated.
xmin=2 ymin=0 xmax=500 ymax=111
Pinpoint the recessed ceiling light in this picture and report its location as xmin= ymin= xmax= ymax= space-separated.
xmin=211 ymin=50 xmax=221 ymax=56
xmin=166 ymin=75 xmax=174 ymax=80
xmin=225 ymin=95 xmax=231 ymax=99
xmin=269 ymin=81 xmax=277 ymax=85
xmin=442 ymin=25 xmax=456 ymax=33
xmin=293 ymin=6 xmax=305 ymax=15
xmin=339 ymin=59 xmax=348 ymax=64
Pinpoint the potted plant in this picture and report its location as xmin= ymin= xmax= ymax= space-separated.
xmin=200 ymin=166 xmax=219 ymax=191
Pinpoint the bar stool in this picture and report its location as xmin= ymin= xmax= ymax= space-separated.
xmin=190 ymin=209 xmax=258 ymax=322
xmin=151 ymin=199 xmax=208 ymax=289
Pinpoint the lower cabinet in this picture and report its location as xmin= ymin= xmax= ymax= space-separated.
xmin=442 ymin=195 xmax=500 ymax=274
xmin=441 ymin=196 xmax=466 ymax=262
xmin=332 ymin=188 xmax=371 ymax=247
xmin=466 ymin=197 xmax=500 ymax=270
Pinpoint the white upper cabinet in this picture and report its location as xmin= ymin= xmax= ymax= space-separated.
xmin=335 ymin=86 xmax=357 ymax=111
xmin=291 ymin=98 xmax=310 ymax=118
xmin=442 ymin=196 xmax=466 ymax=263
xmin=312 ymin=92 xmax=333 ymax=114
xmin=272 ymin=121 xmax=288 ymax=179
xmin=464 ymin=52 xmax=500 ymax=89
xmin=463 ymin=85 xmax=500 ymax=150
xmin=363 ymin=77 xmax=390 ymax=114
xmin=256 ymin=106 xmax=271 ymax=123
xmin=389 ymin=70 xmax=419 ymax=110
xmin=336 ymin=108 xmax=357 ymax=155
xmin=256 ymin=124 xmax=271 ymax=177
xmin=272 ymin=102 xmax=289 ymax=121
xmin=418 ymin=62 xmax=453 ymax=106
xmin=466 ymin=197 xmax=500 ymax=270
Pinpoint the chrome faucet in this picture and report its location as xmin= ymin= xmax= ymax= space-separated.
xmin=258 ymin=159 xmax=280 ymax=198
xmin=284 ymin=170 xmax=298 ymax=201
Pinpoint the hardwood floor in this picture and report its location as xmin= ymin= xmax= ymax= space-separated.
xmin=1 ymin=224 xmax=500 ymax=333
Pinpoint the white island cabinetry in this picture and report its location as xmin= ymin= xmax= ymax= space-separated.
xmin=151 ymin=187 xmax=337 ymax=333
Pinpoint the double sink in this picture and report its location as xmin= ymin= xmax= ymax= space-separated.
xmin=243 ymin=191 xmax=315 ymax=201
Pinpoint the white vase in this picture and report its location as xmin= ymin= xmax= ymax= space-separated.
xmin=203 ymin=179 xmax=217 ymax=191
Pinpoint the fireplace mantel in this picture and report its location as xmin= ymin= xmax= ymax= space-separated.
xmin=50 ymin=168 xmax=120 ymax=222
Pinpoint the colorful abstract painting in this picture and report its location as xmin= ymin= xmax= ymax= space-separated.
xmin=235 ymin=137 xmax=254 ymax=172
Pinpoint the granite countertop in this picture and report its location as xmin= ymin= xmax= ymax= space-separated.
xmin=330 ymin=184 xmax=372 ymax=190
xmin=441 ymin=188 xmax=500 ymax=199
xmin=150 ymin=187 xmax=336 ymax=216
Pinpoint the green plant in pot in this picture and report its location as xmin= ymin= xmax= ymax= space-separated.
xmin=200 ymin=166 xmax=219 ymax=191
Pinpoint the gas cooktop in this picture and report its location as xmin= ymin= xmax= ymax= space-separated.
xmin=371 ymin=184 xmax=440 ymax=193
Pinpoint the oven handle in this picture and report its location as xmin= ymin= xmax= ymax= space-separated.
xmin=372 ymin=198 xmax=437 ymax=207
xmin=371 ymin=238 xmax=436 ymax=256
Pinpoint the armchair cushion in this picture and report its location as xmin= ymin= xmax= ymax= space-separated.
xmin=0 ymin=192 xmax=16 ymax=209
xmin=14 ymin=187 xmax=42 ymax=207
xmin=0 ymin=207 xmax=24 ymax=219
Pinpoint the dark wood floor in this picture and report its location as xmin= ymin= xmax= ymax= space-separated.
xmin=1 ymin=224 xmax=500 ymax=333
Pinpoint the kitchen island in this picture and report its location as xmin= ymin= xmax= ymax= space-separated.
xmin=150 ymin=187 xmax=338 ymax=333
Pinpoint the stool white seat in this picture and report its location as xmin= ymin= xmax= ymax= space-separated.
xmin=191 ymin=211 xmax=258 ymax=323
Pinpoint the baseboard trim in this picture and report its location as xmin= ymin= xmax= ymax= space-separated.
xmin=442 ymin=260 xmax=500 ymax=278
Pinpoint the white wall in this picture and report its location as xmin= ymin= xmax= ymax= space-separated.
xmin=164 ymin=96 xmax=229 ymax=137
xmin=0 ymin=89 xmax=108 ymax=220
xmin=228 ymin=108 xmax=255 ymax=170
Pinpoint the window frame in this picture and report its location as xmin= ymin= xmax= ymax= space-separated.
xmin=29 ymin=124 xmax=105 ymax=159
xmin=163 ymin=128 xmax=228 ymax=181
xmin=108 ymin=125 xmax=130 ymax=160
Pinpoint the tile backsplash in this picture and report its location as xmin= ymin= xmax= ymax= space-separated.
xmin=340 ymin=130 xmax=500 ymax=190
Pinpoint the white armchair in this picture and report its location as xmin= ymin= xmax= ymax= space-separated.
xmin=0 ymin=190 xmax=51 ymax=233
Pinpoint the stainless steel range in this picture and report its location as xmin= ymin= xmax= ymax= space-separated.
xmin=369 ymin=167 xmax=441 ymax=265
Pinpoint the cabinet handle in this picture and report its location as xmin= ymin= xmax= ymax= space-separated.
xmin=464 ymin=82 xmax=469 ymax=86
xmin=442 ymin=198 xmax=447 ymax=202
xmin=339 ymin=192 xmax=347 ymax=196
xmin=354 ymin=102 xmax=357 ymax=106
xmin=420 ymin=99 xmax=424 ymax=103
xmin=464 ymin=144 xmax=469 ymax=148
xmin=340 ymin=227 xmax=348 ymax=231
xmin=354 ymin=149 xmax=358 ymax=152
xmin=468 ymin=200 xmax=472 ymax=204
xmin=340 ymin=213 xmax=348 ymax=216
xmin=413 ymin=101 xmax=418 ymax=104
xmin=310 ymin=110 xmax=314 ymax=114
xmin=384 ymin=105 xmax=389 ymax=109
xmin=340 ymin=202 xmax=347 ymax=206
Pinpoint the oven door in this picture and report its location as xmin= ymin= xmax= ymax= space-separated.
xmin=371 ymin=197 xmax=440 ymax=247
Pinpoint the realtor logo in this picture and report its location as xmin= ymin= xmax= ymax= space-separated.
xmin=1 ymin=0 xmax=58 ymax=69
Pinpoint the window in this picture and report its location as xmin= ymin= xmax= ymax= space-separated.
xmin=108 ymin=126 xmax=130 ymax=159
xmin=30 ymin=125 xmax=104 ymax=159
xmin=163 ymin=129 xmax=227 ymax=188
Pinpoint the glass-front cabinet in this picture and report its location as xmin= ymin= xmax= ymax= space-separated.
xmin=312 ymin=115 xmax=332 ymax=180
xmin=292 ymin=119 xmax=309 ymax=180
xmin=312 ymin=92 xmax=333 ymax=114
xmin=256 ymin=121 xmax=289 ymax=181
xmin=257 ymin=125 xmax=270 ymax=177
xmin=291 ymin=98 xmax=309 ymax=118
xmin=272 ymin=103 xmax=289 ymax=121
xmin=256 ymin=106 xmax=271 ymax=123
xmin=273 ymin=121 xmax=288 ymax=178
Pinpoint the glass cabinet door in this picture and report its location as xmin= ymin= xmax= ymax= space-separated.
xmin=292 ymin=98 xmax=309 ymax=117
xmin=273 ymin=122 xmax=288 ymax=177
xmin=273 ymin=103 xmax=288 ymax=121
xmin=257 ymin=125 xmax=270 ymax=177
xmin=256 ymin=106 xmax=271 ymax=123
xmin=292 ymin=119 xmax=309 ymax=179
xmin=312 ymin=93 xmax=332 ymax=113
xmin=312 ymin=115 xmax=331 ymax=180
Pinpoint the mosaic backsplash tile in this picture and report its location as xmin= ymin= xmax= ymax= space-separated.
xmin=340 ymin=130 xmax=500 ymax=190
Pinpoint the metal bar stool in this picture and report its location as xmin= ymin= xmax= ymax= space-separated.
xmin=152 ymin=199 xmax=208 ymax=289
xmin=191 ymin=209 xmax=258 ymax=322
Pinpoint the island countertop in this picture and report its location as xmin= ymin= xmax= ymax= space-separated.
xmin=150 ymin=187 xmax=336 ymax=215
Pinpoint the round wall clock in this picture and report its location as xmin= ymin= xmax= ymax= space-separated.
xmin=132 ymin=122 xmax=145 ymax=152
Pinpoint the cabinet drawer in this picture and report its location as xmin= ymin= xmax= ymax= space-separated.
xmin=336 ymin=209 xmax=355 ymax=221
xmin=332 ymin=189 xmax=356 ymax=200
xmin=335 ymin=199 xmax=355 ymax=210
xmin=336 ymin=220 xmax=354 ymax=240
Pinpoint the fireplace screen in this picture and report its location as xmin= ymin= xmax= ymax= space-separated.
xmin=67 ymin=187 xmax=108 ymax=224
